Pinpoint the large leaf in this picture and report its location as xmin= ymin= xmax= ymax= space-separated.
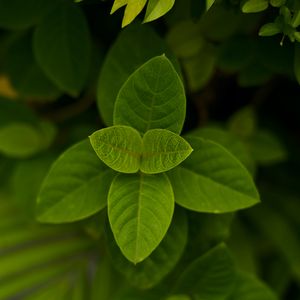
xmin=33 ymin=0 xmax=91 ymax=96
xmin=144 ymin=0 xmax=176 ymax=23
xmin=228 ymin=272 xmax=278 ymax=300
xmin=37 ymin=140 xmax=115 ymax=223
xmin=89 ymin=126 xmax=142 ymax=174
xmin=114 ymin=55 xmax=186 ymax=135
xmin=108 ymin=172 xmax=174 ymax=264
xmin=168 ymin=136 xmax=260 ymax=213
xmin=97 ymin=24 xmax=178 ymax=126
xmin=174 ymin=244 xmax=236 ymax=300
xmin=0 ymin=0 xmax=59 ymax=30
xmin=106 ymin=208 xmax=188 ymax=289
xmin=141 ymin=129 xmax=193 ymax=174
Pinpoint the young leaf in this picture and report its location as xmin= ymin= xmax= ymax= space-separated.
xmin=259 ymin=23 xmax=281 ymax=37
xmin=33 ymin=1 xmax=91 ymax=96
xmin=106 ymin=208 xmax=188 ymax=289
xmin=141 ymin=129 xmax=193 ymax=174
xmin=108 ymin=172 xmax=174 ymax=264
xmin=37 ymin=140 xmax=115 ymax=223
xmin=144 ymin=0 xmax=176 ymax=23
xmin=114 ymin=55 xmax=186 ymax=135
xmin=97 ymin=24 xmax=178 ymax=126
xmin=173 ymin=244 xmax=236 ymax=300
xmin=241 ymin=0 xmax=269 ymax=13
xmin=89 ymin=126 xmax=142 ymax=174
xmin=168 ymin=136 xmax=260 ymax=213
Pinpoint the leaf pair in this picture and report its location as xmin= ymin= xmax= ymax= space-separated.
xmin=89 ymin=126 xmax=193 ymax=174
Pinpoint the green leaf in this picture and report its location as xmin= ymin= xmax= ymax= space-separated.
xmin=89 ymin=126 xmax=142 ymax=174
xmin=111 ymin=0 xmax=147 ymax=27
xmin=144 ymin=0 xmax=176 ymax=23
xmin=97 ymin=24 xmax=179 ymax=126
xmin=270 ymin=0 xmax=286 ymax=7
xmin=33 ymin=1 xmax=91 ymax=96
xmin=166 ymin=296 xmax=191 ymax=300
xmin=114 ymin=55 xmax=186 ymax=135
xmin=241 ymin=0 xmax=269 ymax=13
xmin=5 ymin=32 xmax=61 ymax=100
xmin=141 ymin=129 xmax=193 ymax=174
xmin=108 ymin=172 xmax=174 ymax=264
xmin=0 ymin=0 xmax=59 ymax=30
xmin=174 ymin=244 xmax=236 ymax=300
xmin=228 ymin=272 xmax=278 ymax=300
xmin=106 ymin=208 xmax=188 ymax=289
xmin=247 ymin=130 xmax=287 ymax=165
xmin=259 ymin=23 xmax=282 ymax=37
xmin=37 ymin=140 xmax=115 ymax=223
xmin=168 ymin=136 xmax=260 ymax=213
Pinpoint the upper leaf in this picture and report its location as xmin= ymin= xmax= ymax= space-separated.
xmin=33 ymin=1 xmax=91 ymax=96
xmin=114 ymin=55 xmax=186 ymax=135
xmin=97 ymin=24 xmax=178 ymax=126
xmin=37 ymin=140 xmax=115 ymax=223
xmin=144 ymin=0 xmax=176 ymax=23
xmin=89 ymin=126 xmax=142 ymax=174
xmin=173 ymin=244 xmax=236 ymax=300
xmin=141 ymin=129 xmax=193 ymax=174
xmin=108 ymin=172 xmax=174 ymax=264
xmin=168 ymin=136 xmax=260 ymax=213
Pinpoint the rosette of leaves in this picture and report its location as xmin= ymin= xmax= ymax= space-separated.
xmin=37 ymin=52 xmax=260 ymax=267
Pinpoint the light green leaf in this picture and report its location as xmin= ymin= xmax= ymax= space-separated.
xmin=168 ymin=136 xmax=260 ymax=213
xmin=114 ymin=55 xmax=186 ymax=135
xmin=89 ymin=126 xmax=142 ymax=174
xmin=106 ymin=208 xmax=188 ymax=289
xmin=141 ymin=129 xmax=193 ymax=174
xmin=97 ymin=24 xmax=178 ymax=126
xmin=174 ymin=244 xmax=236 ymax=300
xmin=108 ymin=172 xmax=174 ymax=264
xmin=259 ymin=23 xmax=281 ymax=37
xmin=37 ymin=140 xmax=115 ymax=223
xmin=241 ymin=0 xmax=269 ymax=13
xmin=247 ymin=130 xmax=287 ymax=165
xmin=228 ymin=272 xmax=278 ymax=300
xmin=144 ymin=0 xmax=175 ymax=23
xmin=0 ymin=0 xmax=59 ymax=30
xmin=111 ymin=0 xmax=128 ymax=14
xmin=33 ymin=1 xmax=91 ymax=96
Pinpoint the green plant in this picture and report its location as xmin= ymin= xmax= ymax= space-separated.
xmin=0 ymin=0 xmax=299 ymax=299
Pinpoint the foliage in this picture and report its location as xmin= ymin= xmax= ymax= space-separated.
xmin=0 ymin=0 xmax=299 ymax=299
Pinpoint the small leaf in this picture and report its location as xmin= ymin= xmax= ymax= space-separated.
xmin=168 ymin=136 xmax=260 ymax=213
xmin=114 ymin=55 xmax=186 ymax=135
xmin=141 ymin=129 xmax=193 ymax=174
xmin=33 ymin=1 xmax=91 ymax=96
xmin=174 ymin=244 xmax=236 ymax=300
xmin=97 ymin=24 xmax=178 ymax=126
xmin=144 ymin=0 xmax=175 ymax=23
xmin=106 ymin=208 xmax=188 ymax=289
xmin=89 ymin=126 xmax=142 ymax=174
xmin=241 ymin=0 xmax=269 ymax=13
xmin=111 ymin=0 xmax=128 ymax=14
xmin=37 ymin=140 xmax=115 ymax=223
xmin=259 ymin=23 xmax=281 ymax=37
xmin=108 ymin=172 xmax=174 ymax=264
xmin=270 ymin=0 xmax=286 ymax=7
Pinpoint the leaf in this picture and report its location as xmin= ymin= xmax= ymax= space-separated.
xmin=89 ymin=126 xmax=142 ymax=174
xmin=144 ymin=0 xmax=176 ymax=23
xmin=111 ymin=0 xmax=147 ymax=27
xmin=37 ymin=140 xmax=115 ymax=223
xmin=228 ymin=272 xmax=278 ymax=300
xmin=106 ymin=208 xmax=188 ymax=289
xmin=259 ymin=23 xmax=281 ymax=37
xmin=5 ymin=32 xmax=61 ymax=100
xmin=33 ymin=0 xmax=91 ymax=96
xmin=141 ymin=129 xmax=193 ymax=174
xmin=168 ymin=136 xmax=260 ymax=213
xmin=247 ymin=130 xmax=287 ymax=165
xmin=114 ymin=55 xmax=186 ymax=135
xmin=97 ymin=24 xmax=179 ymax=126
xmin=241 ymin=0 xmax=269 ymax=13
xmin=173 ymin=244 xmax=236 ymax=300
xmin=0 ymin=0 xmax=59 ymax=30
xmin=108 ymin=172 xmax=174 ymax=264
